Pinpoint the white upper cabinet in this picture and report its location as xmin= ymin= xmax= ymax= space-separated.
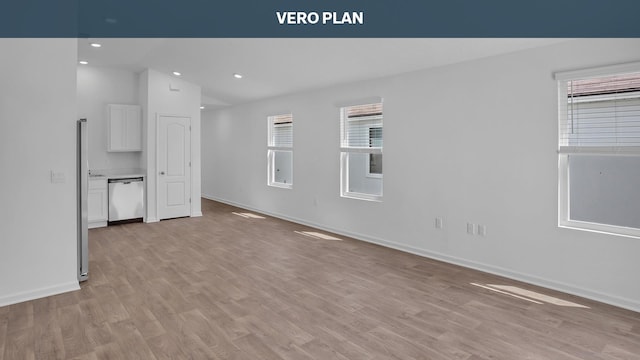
xmin=108 ymin=104 xmax=142 ymax=152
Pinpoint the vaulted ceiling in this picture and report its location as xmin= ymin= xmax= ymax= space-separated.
xmin=77 ymin=38 xmax=568 ymax=109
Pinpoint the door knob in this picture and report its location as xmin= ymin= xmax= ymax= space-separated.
xmin=159 ymin=171 xmax=165 ymax=175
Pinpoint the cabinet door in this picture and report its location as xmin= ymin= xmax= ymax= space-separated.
xmin=88 ymin=188 xmax=108 ymax=222
xmin=108 ymin=104 xmax=142 ymax=152
xmin=125 ymin=106 xmax=142 ymax=151
xmin=108 ymin=105 xmax=126 ymax=151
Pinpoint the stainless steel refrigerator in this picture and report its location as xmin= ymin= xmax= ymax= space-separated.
xmin=77 ymin=119 xmax=89 ymax=282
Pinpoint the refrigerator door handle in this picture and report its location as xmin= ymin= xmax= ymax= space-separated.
xmin=77 ymin=118 xmax=89 ymax=282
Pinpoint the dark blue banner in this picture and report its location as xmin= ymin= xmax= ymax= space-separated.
xmin=1 ymin=0 xmax=640 ymax=37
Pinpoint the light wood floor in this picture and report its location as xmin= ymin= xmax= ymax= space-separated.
xmin=2 ymin=199 xmax=640 ymax=359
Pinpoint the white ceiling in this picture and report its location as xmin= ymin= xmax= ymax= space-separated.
xmin=77 ymin=38 xmax=569 ymax=109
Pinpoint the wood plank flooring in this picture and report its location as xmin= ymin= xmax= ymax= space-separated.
xmin=2 ymin=198 xmax=640 ymax=359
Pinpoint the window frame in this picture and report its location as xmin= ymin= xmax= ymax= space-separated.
xmin=267 ymin=114 xmax=293 ymax=189
xmin=555 ymin=62 xmax=640 ymax=239
xmin=339 ymin=103 xmax=383 ymax=202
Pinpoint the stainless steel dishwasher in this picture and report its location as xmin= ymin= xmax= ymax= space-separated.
xmin=108 ymin=177 xmax=144 ymax=223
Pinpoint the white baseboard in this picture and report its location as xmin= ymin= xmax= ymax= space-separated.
xmin=0 ymin=281 xmax=80 ymax=308
xmin=202 ymin=194 xmax=640 ymax=313
xmin=88 ymin=221 xmax=107 ymax=229
xmin=145 ymin=217 xmax=159 ymax=223
xmin=191 ymin=211 xmax=203 ymax=217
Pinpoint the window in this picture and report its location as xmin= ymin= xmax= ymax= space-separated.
xmin=367 ymin=127 xmax=383 ymax=177
xmin=340 ymin=102 xmax=383 ymax=201
xmin=267 ymin=114 xmax=293 ymax=188
xmin=556 ymin=63 xmax=640 ymax=238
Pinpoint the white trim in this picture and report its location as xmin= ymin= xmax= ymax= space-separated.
xmin=557 ymin=154 xmax=569 ymax=231
xmin=191 ymin=211 xmax=203 ymax=217
xmin=560 ymin=220 xmax=640 ymax=240
xmin=554 ymin=61 xmax=640 ymax=81
xmin=365 ymin=172 xmax=383 ymax=180
xmin=268 ymin=182 xmax=293 ymax=190
xmin=88 ymin=221 xmax=107 ymax=229
xmin=341 ymin=191 xmax=382 ymax=202
xmin=0 ymin=281 xmax=79 ymax=307
xmin=339 ymin=147 xmax=382 ymax=154
xmin=558 ymin=146 xmax=640 ymax=155
xmin=201 ymin=194 xmax=640 ymax=313
xmin=267 ymin=146 xmax=293 ymax=151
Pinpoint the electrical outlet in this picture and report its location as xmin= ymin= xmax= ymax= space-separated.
xmin=435 ymin=217 xmax=443 ymax=229
xmin=467 ymin=222 xmax=475 ymax=235
xmin=477 ymin=224 xmax=486 ymax=236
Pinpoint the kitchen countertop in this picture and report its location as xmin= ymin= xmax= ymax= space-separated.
xmin=89 ymin=168 xmax=145 ymax=180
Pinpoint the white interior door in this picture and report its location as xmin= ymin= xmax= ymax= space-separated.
xmin=158 ymin=115 xmax=191 ymax=220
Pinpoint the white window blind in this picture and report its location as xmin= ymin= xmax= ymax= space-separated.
xmin=269 ymin=114 xmax=293 ymax=148
xmin=559 ymin=72 xmax=640 ymax=154
xmin=341 ymin=103 xmax=383 ymax=151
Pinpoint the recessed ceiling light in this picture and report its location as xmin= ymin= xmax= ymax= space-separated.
xmin=200 ymin=106 xmax=205 ymax=110
xmin=173 ymin=71 xmax=182 ymax=76
xmin=79 ymin=60 xmax=88 ymax=65
xmin=90 ymin=43 xmax=102 ymax=48
xmin=233 ymin=73 xmax=243 ymax=79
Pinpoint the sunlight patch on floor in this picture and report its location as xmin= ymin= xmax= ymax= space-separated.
xmin=471 ymin=283 xmax=543 ymax=304
xmin=488 ymin=284 xmax=590 ymax=308
xmin=471 ymin=282 xmax=590 ymax=308
xmin=294 ymin=231 xmax=342 ymax=241
xmin=232 ymin=212 xmax=266 ymax=219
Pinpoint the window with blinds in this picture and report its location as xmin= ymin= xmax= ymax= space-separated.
xmin=559 ymin=72 xmax=640 ymax=153
xmin=556 ymin=65 xmax=640 ymax=238
xmin=340 ymin=102 xmax=383 ymax=201
xmin=267 ymin=114 xmax=293 ymax=188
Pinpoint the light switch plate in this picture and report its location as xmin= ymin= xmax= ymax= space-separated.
xmin=50 ymin=170 xmax=65 ymax=184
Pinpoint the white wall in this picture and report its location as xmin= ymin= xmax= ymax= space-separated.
xmin=202 ymin=39 xmax=640 ymax=312
xmin=140 ymin=69 xmax=202 ymax=222
xmin=77 ymin=66 xmax=142 ymax=171
xmin=0 ymin=39 xmax=80 ymax=305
